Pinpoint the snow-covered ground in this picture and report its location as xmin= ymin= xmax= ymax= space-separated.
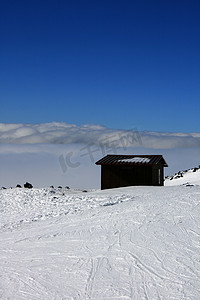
xmin=0 ymin=183 xmax=200 ymax=299
xmin=165 ymin=166 xmax=200 ymax=186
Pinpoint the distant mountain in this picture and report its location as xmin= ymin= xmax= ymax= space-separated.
xmin=165 ymin=165 xmax=200 ymax=186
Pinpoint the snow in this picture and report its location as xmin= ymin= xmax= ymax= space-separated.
xmin=165 ymin=168 xmax=200 ymax=186
xmin=118 ymin=157 xmax=150 ymax=164
xmin=0 ymin=184 xmax=200 ymax=299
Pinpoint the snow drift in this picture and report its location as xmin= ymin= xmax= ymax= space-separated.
xmin=165 ymin=166 xmax=200 ymax=186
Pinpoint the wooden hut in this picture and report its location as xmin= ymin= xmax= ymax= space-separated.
xmin=95 ymin=154 xmax=168 ymax=190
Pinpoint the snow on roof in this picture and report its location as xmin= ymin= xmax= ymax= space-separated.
xmin=118 ymin=157 xmax=151 ymax=164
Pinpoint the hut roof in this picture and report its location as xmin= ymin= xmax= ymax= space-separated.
xmin=95 ymin=154 xmax=168 ymax=167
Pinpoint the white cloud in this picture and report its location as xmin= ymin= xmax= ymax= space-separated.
xmin=0 ymin=122 xmax=200 ymax=149
xmin=0 ymin=123 xmax=200 ymax=189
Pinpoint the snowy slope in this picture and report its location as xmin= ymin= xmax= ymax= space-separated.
xmin=0 ymin=186 xmax=200 ymax=299
xmin=165 ymin=166 xmax=200 ymax=186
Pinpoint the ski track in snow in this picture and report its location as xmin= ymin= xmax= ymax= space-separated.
xmin=0 ymin=186 xmax=200 ymax=299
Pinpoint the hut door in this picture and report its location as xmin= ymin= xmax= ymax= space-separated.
xmin=158 ymin=169 xmax=161 ymax=185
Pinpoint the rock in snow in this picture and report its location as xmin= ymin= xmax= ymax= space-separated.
xmin=24 ymin=182 xmax=33 ymax=188
xmin=0 ymin=185 xmax=200 ymax=299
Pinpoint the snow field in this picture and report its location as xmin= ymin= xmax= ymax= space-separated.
xmin=165 ymin=168 xmax=200 ymax=186
xmin=0 ymin=186 xmax=200 ymax=299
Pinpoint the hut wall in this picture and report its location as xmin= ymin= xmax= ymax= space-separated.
xmin=101 ymin=165 xmax=155 ymax=189
xmin=152 ymin=164 xmax=164 ymax=186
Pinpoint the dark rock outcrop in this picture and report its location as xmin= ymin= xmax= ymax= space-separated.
xmin=24 ymin=182 xmax=33 ymax=189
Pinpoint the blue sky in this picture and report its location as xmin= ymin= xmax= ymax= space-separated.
xmin=1 ymin=0 xmax=200 ymax=132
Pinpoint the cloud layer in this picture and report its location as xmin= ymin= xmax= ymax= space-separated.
xmin=0 ymin=123 xmax=200 ymax=188
xmin=0 ymin=122 xmax=200 ymax=149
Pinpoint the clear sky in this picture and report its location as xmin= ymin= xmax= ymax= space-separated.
xmin=1 ymin=0 xmax=200 ymax=132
